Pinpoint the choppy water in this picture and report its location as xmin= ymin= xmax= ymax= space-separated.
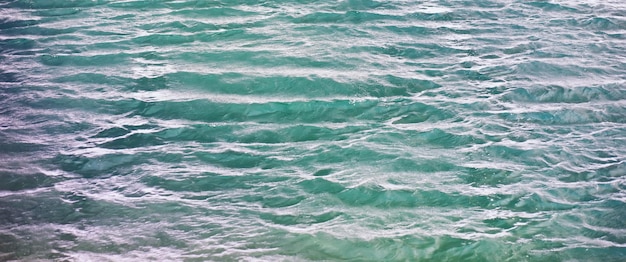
xmin=1 ymin=0 xmax=626 ymax=261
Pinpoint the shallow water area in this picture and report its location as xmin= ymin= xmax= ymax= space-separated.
xmin=1 ymin=0 xmax=626 ymax=261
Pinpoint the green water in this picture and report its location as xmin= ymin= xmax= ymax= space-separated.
xmin=1 ymin=0 xmax=625 ymax=261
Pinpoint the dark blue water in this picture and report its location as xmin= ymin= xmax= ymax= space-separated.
xmin=1 ymin=0 xmax=626 ymax=260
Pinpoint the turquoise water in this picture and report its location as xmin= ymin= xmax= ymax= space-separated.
xmin=1 ymin=0 xmax=626 ymax=260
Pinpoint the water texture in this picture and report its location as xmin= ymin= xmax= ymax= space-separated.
xmin=1 ymin=0 xmax=626 ymax=261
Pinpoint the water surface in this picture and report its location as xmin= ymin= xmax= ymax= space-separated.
xmin=1 ymin=0 xmax=626 ymax=261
